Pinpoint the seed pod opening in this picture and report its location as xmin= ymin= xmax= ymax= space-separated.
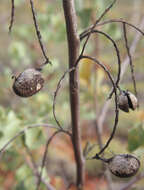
xmin=127 ymin=91 xmax=138 ymax=111
xmin=108 ymin=154 xmax=140 ymax=178
xmin=118 ymin=91 xmax=129 ymax=112
xmin=12 ymin=68 xmax=44 ymax=97
xmin=118 ymin=90 xmax=138 ymax=112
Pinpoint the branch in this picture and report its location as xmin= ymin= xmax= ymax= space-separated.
xmin=53 ymin=67 xmax=75 ymax=130
xmin=29 ymin=0 xmax=51 ymax=66
xmin=122 ymin=23 xmax=137 ymax=98
xmin=0 ymin=123 xmax=57 ymax=160
xmin=97 ymin=16 xmax=144 ymax=134
xmin=119 ymin=172 xmax=144 ymax=190
xmin=9 ymin=0 xmax=15 ymax=33
xmin=36 ymin=130 xmax=60 ymax=190
xmin=80 ymin=29 xmax=121 ymax=90
xmin=23 ymin=145 xmax=56 ymax=190
xmin=81 ymin=19 xmax=144 ymax=38
xmin=62 ymin=0 xmax=85 ymax=189
xmin=80 ymin=0 xmax=117 ymax=56
xmin=80 ymin=56 xmax=119 ymax=157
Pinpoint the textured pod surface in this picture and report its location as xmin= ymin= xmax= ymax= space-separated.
xmin=118 ymin=92 xmax=129 ymax=112
xmin=12 ymin=68 xmax=44 ymax=97
xmin=108 ymin=154 xmax=140 ymax=178
xmin=127 ymin=91 xmax=138 ymax=110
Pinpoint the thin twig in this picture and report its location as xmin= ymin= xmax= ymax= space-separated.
xmin=29 ymin=0 xmax=51 ymax=66
xmin=80 ymin=0 xmax=117 ymax=56
xmin=80 ymin=56 xmax=119 ymax=157
xmin=121 ymin=17 xmax=144 ymax=78
xmin=80 ymin=29 xmax=121 ymax=93
xmin=80 ymin=17 xmax=144 ymax=99
xmin=119 ymin=172 xmax=144 ymax=190
xmin=80 ymin=19 xmax=144 ymax=38
xmin=36 ymin=130 xmax=61 ymax=190
xmin=53 ymin=67 xmax=75 ymax=130
xmin=122 ymin=22 xmax=137 ymax=98
xmin=96 ymin=16 xmax=144 ymax=135
xmin=0 ymin=123 xmax=57 ymax=159
xmin=24 ymin=145 xmax=56 ymax=190
xmin=9 ymin=0 xmax=15 ymax=33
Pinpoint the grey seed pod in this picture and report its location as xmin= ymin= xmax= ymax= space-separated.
xmin=118 ymin=91 xmax=129 ymax=112
xmin=127 ymin=91 xmax=138 ymax=111
xmin=108 ymin=154 xmax=140 ymax=178
xmin=12 ymin=68 xmax=44 ymax=97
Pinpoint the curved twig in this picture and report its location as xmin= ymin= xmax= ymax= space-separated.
xmin=80 ymin=29 xmax=121 ymax=98
xmin=53 ymin=67 xmax=76 ymax=130
xmin=0 ymin=123 xmax=57 ymax=160
xmin=29 ymin=0 xmax=51 ymax=66
xmin=53 ymin=52 xmax=119 ymax=157
xmin=80 ymin=19 xmax=144 ymax=38
xmin=36 ymin=130 xmax=62 ymax=190
xmin=79 ymin=56 xmax=119 ymax=157
xmin=9 ymin=0 xmax=15 ymax=33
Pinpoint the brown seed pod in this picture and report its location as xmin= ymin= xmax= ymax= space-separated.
xmin=108 ymin=154 xmax=140 ymax=178
xmin=118 ymin=91 xmax=129 ymax=112
xmin=118 ymin=90 xmax=138 ymax=112
xmin=12 ymin=68 xmax=44 ymax=97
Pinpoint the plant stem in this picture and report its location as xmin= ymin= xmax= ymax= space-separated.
xmin=62 ymin=0 xmax=85 ymax=189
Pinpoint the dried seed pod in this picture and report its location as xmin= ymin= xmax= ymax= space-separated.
xmin=127 ymin=91 xmax=138 ymax=110
xmin=118 ymin=91 xmax=129 ymax=112
xmin=12 ymin=68 xmax=44 ymax=97
xmin=108 ymin=154 xmax=140 ymax=178
xmin=118 ymin=90 xmax=138 ymax=112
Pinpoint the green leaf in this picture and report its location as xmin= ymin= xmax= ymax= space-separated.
xmin=128 ymin=124 xmax=144 ymax=152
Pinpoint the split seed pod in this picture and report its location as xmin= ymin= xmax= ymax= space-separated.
xmin=118 ymin=90 xmax=138 ymax=112
xmin=118 ymin=91 xmax=129 ymax=112
xmin=127 ymin=91 xmax=138 ymax=110
xmin=107 ymin=154 xmax=140 ymax=178
xmin=12 ymin=68 xmax=44 ymax=97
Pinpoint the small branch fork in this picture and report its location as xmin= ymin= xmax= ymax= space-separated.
xmin=0 ymin=123 xmax=58 ymax=160
xmin=51 ymin=54 xmax=119 ymax=160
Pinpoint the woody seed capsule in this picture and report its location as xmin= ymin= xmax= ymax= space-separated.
xmin=108 ymin=154 xmax=140 ymax=178
xmin=118 ymin=90 xmax=138 ymax=112
xmin=12 ymin=68 xmax=44 ymax=97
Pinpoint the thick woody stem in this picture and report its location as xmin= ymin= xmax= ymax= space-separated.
xmin=62 ymin=0 xmax=85 ymax=189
